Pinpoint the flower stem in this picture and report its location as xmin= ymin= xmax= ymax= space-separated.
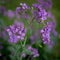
xmin=23 ymin=37 xmax=27 ymax=47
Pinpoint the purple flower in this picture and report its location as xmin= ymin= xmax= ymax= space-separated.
xmin=16 ymin=3 xmax=29 ymax=19
xmin=20 ymin=3 xmax=29 ymax=10
xmin=40 ymin=21 xmax=57 ymax=45
xmin=6 ymin=21 xmax=26 ymax=43
xmin=32 ymin=4 xmax=47 ymax=22
xmin=7 ymin=10 xmax=15 ymax=19
xmin=16 ymin=3 xmax=29 ymax=13
xmin=47 ymin=21 xmax=57 ymax=36
xmin=21 ymin=53 xmax=26 ymax=57
xmin=48 ymin=41 xmax=54 ymax=48
xmin=30 ymin=35 xmax=35 ymax=44
xmin=40 ymin=22 xmax=52 ymax=45
xmin=30 ymin=33 xmax=38 ymax=44
xmin=0 ymin=6 xmax=6 ymax=16
xmin=38 ymin=8 xmax=47 ymax=20
xmin=27 ymin=46 xmax=39 ymax=57
xmin=16 ymin=7 xmax=21 ymax=18
xmin=37 ymin=0 xmax=52 ymax=9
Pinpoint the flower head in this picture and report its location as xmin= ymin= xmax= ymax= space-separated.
xmin=40 ymin=22 xmax=52 ymax=45
xmin=7 ymin=10 xmax=15 ymax=19
xmin=27 ymin=46 xmax=39 ymax=57
xmin=6 ymin=21 xmax=26 ymax=43
xmin=16 ymin=3 xmax=29 ymax=19
xmin=32 ymin=4 xmax=47 ymax=23
xmin=40 ymin=21 xmax=57 ymax=46
xmin=20 ymin=3 xmax=29 ymax=10
xmin=37 ymin=0 xmax=52 ymax=9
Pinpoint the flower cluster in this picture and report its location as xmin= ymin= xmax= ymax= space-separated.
xmin=20 ymin=3 xmax=29 ymax=10
xmin=27 ymin=46 xmax=39 ymax=57
xmin=38 ymin=0 xmax=52 ymax=9
xmin=16 ymin=3 xmax=29 ymax=13
xmin=7 ymin=10 xmax=15 ymax=19
xmin=40 ymin=21 xmax=57 ymax=46
xmin=32 ymin=4 xmax=47 ymax=22
xmin=6 ymin=21 xmax=26 ymax=43
xmin=40 ymin=22 xmax=52 ymax=45
xmin=16 ymin=3 xmax=29 ymax=19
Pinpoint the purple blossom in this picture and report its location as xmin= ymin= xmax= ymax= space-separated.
xmin=16 ymin=3 xmax=29 ymax=19
xmin=40 ymin=22 xmax=52 ymax=45
xmin=20 ymin=3 xmax=29 ymax=10
xmin=16 ymin=3 xmax=29 ymax=13
xmin=21 ymin=53 xmax=26 ymax=57
xmin=37 ymin=0 xmax=52 ymax=9
xmin=7 ymin=10 xmax=15 ymax=19
xmin=30 ymin=35 xmax=36 ymax=44
xmin=0 ymin=6 xmax=6 ymax=16
xmin=6 ymin=21 xmax=26 ymax=43
xmin=30 ymin=33 xmax=38 ymax=44
xmin=40 ymin=21 xmax=57 ymax=45
xmin=47 ymin=21 xmax=57 ymax=36
xmin=27 ymin=46 xmax=39 ymax=57
xmin=21 ymin=45 xmax=39 ymax=58
xmin=16 ymin=7 xmax=21 ymax=18
xmin=32 ymin=4 xmax=47 ymax=22
xmin=38 ymin=8 xmax=47 ymax=20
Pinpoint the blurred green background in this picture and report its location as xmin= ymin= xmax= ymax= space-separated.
xmin=0 ymin=0 xmax=60 ymax=59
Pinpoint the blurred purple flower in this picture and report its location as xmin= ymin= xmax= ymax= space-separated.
xmin=27 ymin=46 xmax=39 ymax=57
xmin=20 ymin=3 xmax=29 ymax=10
xmin=32 ymin=4 xmax=47 ymax=22
xmin=40 ymin=22 xmax=52 ymax=45
xmin=21 ymin=53 xmax=26 ymax=57
xmin=38 ymin=0 xmax=52 ymax=9
xmin=16 ymin=7 xmax=21 ymax=18
xmin=30 ymin=35 xmax=35 ymax=44
xmin=47 ymin=21 xmax=57 ymax=36
xmin=16 ymin=3 xmax=30 ymax=19
xmin=30 ymin=33 xmax=38 ymax=44
xmin=6 ymin=21 xmax=26 ymax=43
xmin=40 ymin=21 xmax=57 ymax=45
xmin=7 ymin=10 xmax=15 ymax=19
xmin=0 ymin=6 xmax=6 ymax=16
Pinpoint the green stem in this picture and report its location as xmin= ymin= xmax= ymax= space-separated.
xmin=20 ymin=56 xmax=22 ymax=60
xmin=18 ymin=41 xmax=23 ymax=60
xmin=13 ymin=46 xmax=19 ymax=60
xmin=23 ymin=37 xmax=27 ymax=47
